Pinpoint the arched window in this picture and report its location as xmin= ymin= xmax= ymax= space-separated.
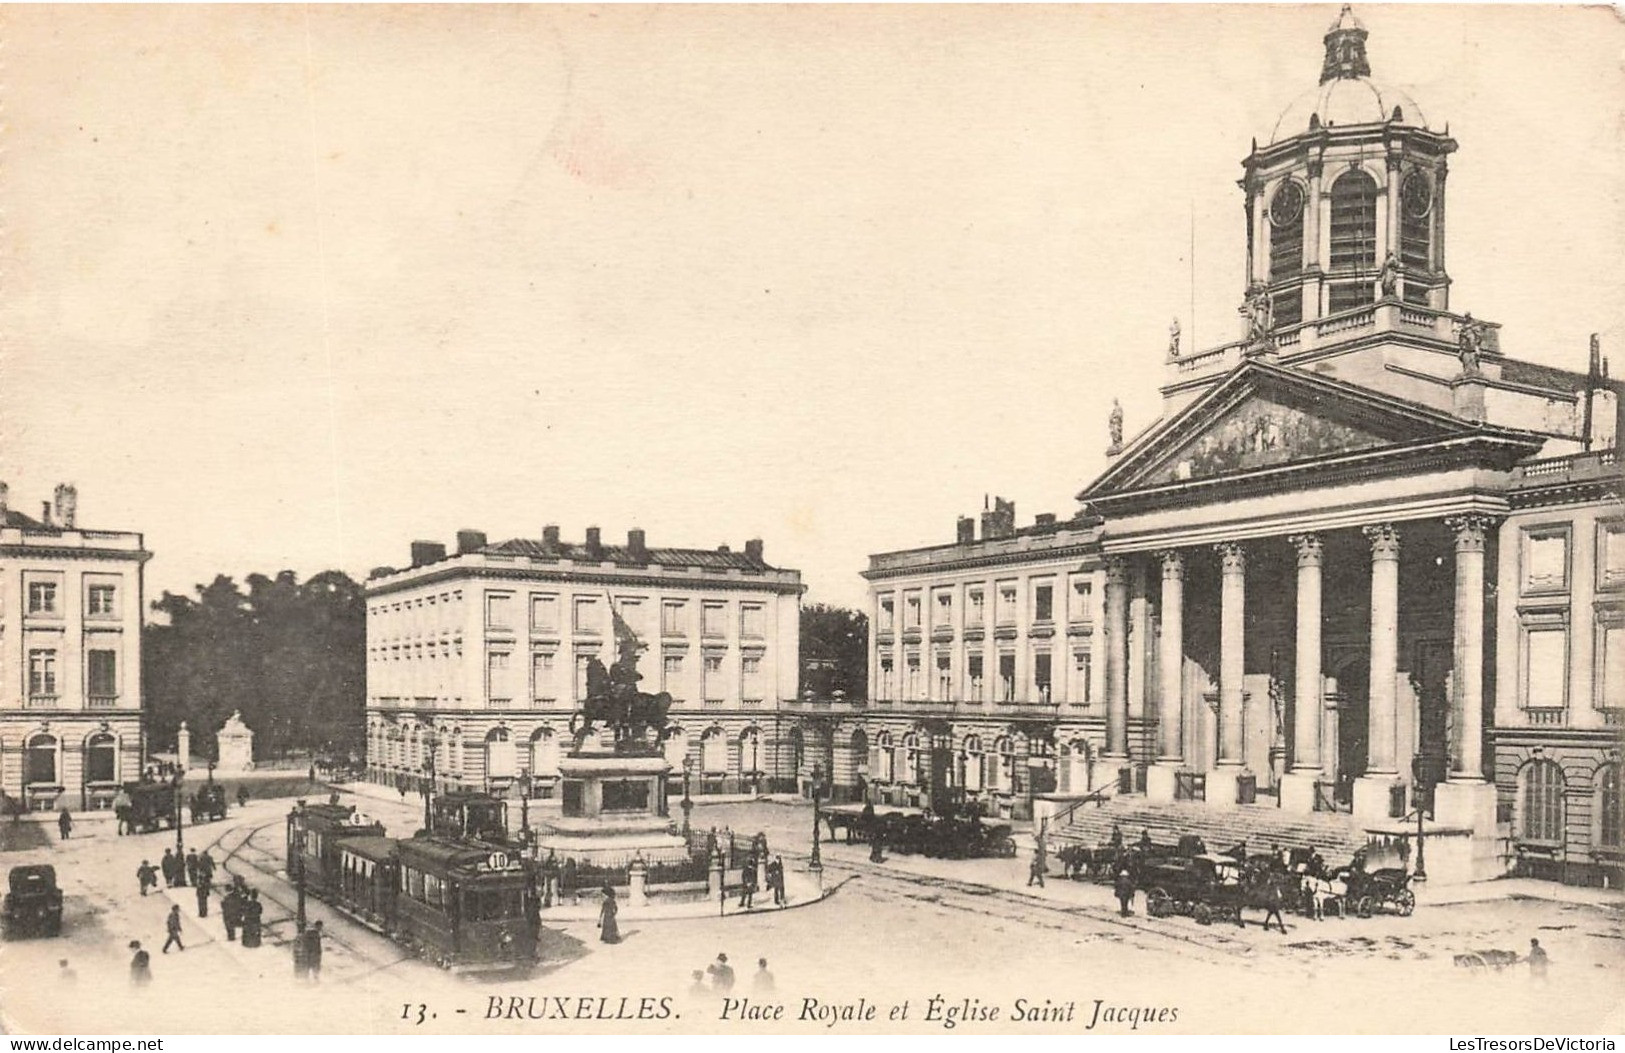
xmin=85 ymin=732 xmax=117 ymax=785
xmin=739 ymin=728 xmax=763 ymax=775
xmin=1597 ymin=764 xmax=1623 ymax=850
xmin=388 ymin=726 xmax=404 ymax=769
xmin=1268 ymin=180 xmax=1305 ymax=281
xmin=484 ymin=728 xmax=515 ymax=779
xmin=789 ymin=728 xmax=805 ymax=776
xmin=662 ymin=726 xmax=688 ymax=769
xmin=850 ymin=728 xmax=869 ymax=778
xmin=1329 ymin=169 xmax=1378 ymax=271
xmin=1064 ymin=738 xmax=1094 ymax=794
xmin=963 ymin=735 xmax=984 ymax=792
xmin=25 ymin=734 xmax=58 ymax=786
xmin=990 ymin=736 xmax=1012 ymax=792
xmin=873 ymin=731 xmax=895 ymax=782
xmin=701 ymin=728 xmax=728 ymax=773
xmin=1521 ymin=759 xmax=1565 ymax=843
xmin=900 ymin=732 xmax=920 ymax=784
xmin=529 ymin=728 xmax=560 ymax=778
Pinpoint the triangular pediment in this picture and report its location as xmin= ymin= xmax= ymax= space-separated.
xmin=1084 ymin=362 xmax=1484 ymax=498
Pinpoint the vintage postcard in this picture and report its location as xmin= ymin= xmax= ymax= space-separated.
xmin=0 ymin=3 xmax=1621 ymax=1038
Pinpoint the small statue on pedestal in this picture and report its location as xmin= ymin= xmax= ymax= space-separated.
xmin=1456 ymin=313 xmax=1486 ymax=377
xmin=1379 ymin=250 xmax=1401 ymax=299
xmin=1106 ymin=398 xmax=1124 ymax=456
xmin=1167 ymin=317 xmax=1181 ymax=360
xmin=1241 ymin=286 xmax=1274 ymax=350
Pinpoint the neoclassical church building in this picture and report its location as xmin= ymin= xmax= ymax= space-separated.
xmin=794 ymin=9 xmax=1622 ymax=885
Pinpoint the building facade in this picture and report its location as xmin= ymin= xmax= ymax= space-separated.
xmin=0 ymin=483 xmax=150 ymax=811
xmin=788 ymin=9 xmax=1624 ymax=881
xmin=363 ymin=526 xmax=803 ymax=802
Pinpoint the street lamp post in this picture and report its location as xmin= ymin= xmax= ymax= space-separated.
xmin=518 ymin=773 xmax=532 ymax=838
xmin=1412 ymin=805 xmax=1428 ymax=882
xmin=810 ymin=764 xmax=824 ymax=870
xmin=171 ymin=771 xmax=185 ymax=868
xmin=681 ymin=756 xmax=694 ymax=841
xmin=289 ymin=804 xmax=307 ymax=932
xmin=421 ymin=730 xmax=439 ymax=834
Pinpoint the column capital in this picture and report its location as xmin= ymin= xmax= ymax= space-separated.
xmin=1155 ymin=549 xmax=1186 ymax=581
xmin=1362 ymin=522 xmax=1402 ymax=560
xmin=1104 ymin=556 xmax=1131 ymax=587
xmin=1289 ymin=533 xmax=1324 ymax=568
xmin=1214 ymin=541 xmax=1247 ymax=574
xmin=1444 ymin=513 xmax=1498 ymax=552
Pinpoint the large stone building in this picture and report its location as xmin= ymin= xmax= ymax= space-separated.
xmin=790 ymin=8 xmax=1624 ymax=884
xmin=0 ymin=483 xmax=150 ymax=811
xmin=363 ymin=526 xmax=804 ymax=801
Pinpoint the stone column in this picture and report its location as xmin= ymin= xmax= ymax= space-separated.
xmin=1281 ymin=534 xmax=1324 ymax=814
xmin=1146 ymin=550 xmax=1185 ymax=803
xmin=1356 ymin=523 xmax=1401 ymax=820
xmin=1210 ymin=542 xmax=1247 ymax=807
xmin=1435 ymin=514 xmax=1499 ymax=839
xmin=1103 ymin=557 xmax=1131 ymax=761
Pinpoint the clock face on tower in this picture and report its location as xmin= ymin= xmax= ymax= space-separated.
xmin=1402 ymin=171 xmax=1434 ymax=218
xmin=1269 ymin=181 xmax=1304 ymax=227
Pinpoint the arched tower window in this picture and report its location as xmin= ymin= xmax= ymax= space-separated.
xmin=1520 ymin=759 xmax=1565 ymax=843
xmin=1399 ymin=169 xmax=1434 ymax=303
xmin=85 ymin=732 xmax=118 ymax=785
xmin=1328 ymin=169 xmax=1378 ymax=313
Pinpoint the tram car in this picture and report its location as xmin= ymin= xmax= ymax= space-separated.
xmin=286 ymin=802 xmax=387 ymax=895
xmin=430 ymin=791 xmax=510 ymax=843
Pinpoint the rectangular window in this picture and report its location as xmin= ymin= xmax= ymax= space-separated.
xmin=532 ymin=652 xmax=557 ymax=704
xmin=87 ymin=650 xmax=117 ymax=697
xmin=1073 ymin=651 xmax=1093 ymax=704
xmin=1523 ymin=528 xmax=1570 ymax=593
xmin=742 ymin=655 xmax=763 ymax=700
xmin=998 ymin=653 xmax=1016 ymax=702
xmin=486 ymin=593 xmax=513 ymax=630
xmin=575 ymin=653 xmax=596 ymax=700
xmin=1034 ymin=653 xmax=1053 ymax=703
xmin=87 ymin=584 xmax=118 ymax=617
xmin=617 ymin=598 xmax=648 ymax=641
xmin=1034 ymin=583 xmax=1054 ymax=623
xmin=1523 ymin=626 xmax=1568 ymax=709
xmin=905 ymin=653 xmax=922 ymax=700
xmin=878 ymin=596 xmax=896 ymax=633
xmin=967 ymin=654 xmax=984 ymax=701
xmin=663 ymin=654 xmax=685 ymax=700
xmin=1598 ymin=521 xmax=1625 ymax=591
xmin=662 ymin=600 xmax=687 ymax=636
xmin=878 ymin=656 xmax=894 ymax=701
xmin=903 ymin=592 xmax=922 ymax=631
xmin=702 ymin=603 xmax=727 ymax=638
xmin=574 ymin=596 xmax=601 ymax=634
xmin=531 ymin=594 xmax=559 ymax=633
xmin=932 ymin=590 xmax=953 ymax=628
xmin=740 ymin=604 xmax=765 ymax=639
xmin=966 ymin=587 xmax=985 ymax=627
xmin=935 ymin=653 xmax=952 ymax=698
xmin=703 ymin=654 xmax=725 ymax=703
xmin=996 ymin=582 xmax=1018 ymax=625
xmin=27 ymin=581 xmax=58 ymax=615
xmin=1597 ymin=620 xmax=1624 ymax=711
xmin=28 ymin=650 xmax=57 ymax=697
xmin=486 ymin=651 xmax=510 ymax=700
xmin=1070 ymin=577 xmax=1093 ymax=622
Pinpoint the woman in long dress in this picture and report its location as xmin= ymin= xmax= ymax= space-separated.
xmin=598 ymin=885 xmax=620 ymax=944
xmin=241 ymin=890 xmax=263 ymax=948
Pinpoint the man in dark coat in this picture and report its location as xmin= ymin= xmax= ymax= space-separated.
xmin=160 ymin=849 xmax=179 ymax=888
xmin=197 ymin=850 xmax=216 ymax=893
xmin=241 ymin=891 xmax=263 ymax=948
xmin=162 ymin=905 xmax=185 ymax=953
xmin=137 ymin=861 xmax=157 ymax=896
xmin=194 ymin=881 xmax=210 ymax=919
xmin=737 ymin=854 xmax=757 ymax=908
xmin=129 ymin=941 xmax=151 ymax=986
xmin=1114 ymin=867 xmax=1136 ymax=917
xmin=304 ymin=922 xmax=325 ymax=982
xmin=221 ymin=886 xmax=242 ymax=942
xmin=184 ymin=849 xmax=200 ymax=888
xmin=57 ymin=808 xmax=73 ymax=840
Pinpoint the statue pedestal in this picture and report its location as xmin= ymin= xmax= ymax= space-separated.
xmin=216 ymin=712 xmax=255 ymax=772
xmin=535 ymin=749 xmax=690 ymax=867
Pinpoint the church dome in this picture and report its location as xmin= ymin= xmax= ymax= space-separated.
xmin=1267 ymin=6 xmax=1431 ymax=145
xmin=1269 ymin=77 xmax=1426 ymax=145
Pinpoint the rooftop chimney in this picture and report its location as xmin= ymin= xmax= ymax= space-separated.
xmin=541 ymin=525 xmax=561 ymax=553
xmin=627 ymin=528 xmax=648 ymax=561
xmin=0 ymin=481 xmax=8 ymax=518
xmin=981 ymin=496 xmax=1015 ymax=541
xmin=584 ymin=526 xmax=603 ymax=560
xmin=744 ymin=538 xmax=764 ymax=563
xmin=717 ymin=544 xmax=731 ymax=554
xmin=54 ymin=483 xmax=77 ymax=530
xmin=1034 ymin=512 xmax=1057 ymax=529
xmin=455 ymin=529 xmax=487 ymax=555
xmin=956 ymin=515 xmax=976 ymax=544
xmin=41 ymin=501 xmax=53 ymax=528
xmin=410 ymin=540 xmax=447 ymax=567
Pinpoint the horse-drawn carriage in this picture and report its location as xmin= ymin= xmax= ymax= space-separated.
xmin=1342 ymin=866 xmax=1415 ymax=917
xmin=1141 ymin=854 xmax=1251 ymax=926
xmin=189 ymin=783 xmax=228 ymax=824
xmin=822 ymin=805 xmax=1016 ymax=859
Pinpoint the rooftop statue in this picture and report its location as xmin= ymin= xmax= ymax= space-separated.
xmin=569 ymin=601 xmax=672 ymax=755
xmin=1107 ymin=398 xmax=1125 ymax=455
xmin=1168 ymin=317 xmax=1181 ymax=360
xmin=1241 ymin=286 xmax=1275 ymax=349
xmin=1456 ymin=312 xmax=1486 ymax=377
xmin=1379 ymin=250 xmax=1401 ymax=299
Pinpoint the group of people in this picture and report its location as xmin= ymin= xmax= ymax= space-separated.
xmin=689 ymin=953 xmax=773 ymax=994
xmin=130 ymin=857 xmax=268 ymax=982
xmin=137 ymin=846 xmax=216 ymax=892
xmin=734 ymin=853 xmax=788 ymax=909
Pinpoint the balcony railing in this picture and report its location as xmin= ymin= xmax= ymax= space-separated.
xmin=87 ymin=695 xmax=119 ymax=709
xmin=25 ymin=695 xmax=58 ymax=709
xmin=1525 ymin=708 xmax=1567 ymax=726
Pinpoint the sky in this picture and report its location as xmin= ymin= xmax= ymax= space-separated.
xmin=2 ymin=4 xmax=1621 ymax=613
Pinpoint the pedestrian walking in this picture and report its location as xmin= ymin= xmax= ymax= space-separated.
xmin=599 ymin=885 xmax=621 ymax=944
xmin=754 ymin=958 xmax=775 ymax=992
xmin=305 ymin=922 xmax=325 ymax=982
xmin=706 ymin=953 xmax=735 ymax=991
xmin=237 ymin=787 xmax=250 ymax=809
xmin=113 ymin=788 xmax=133 ymax=836
xmin=184 ymin=849 xmax=199 ymax=888
xmin=161 ymin=849 xmax=179 ymax=888
xmin=137 ymin=861 xmax=157 ymax=897
xmin=737 ymin=856 xmax=757 ymax=908
xmin=1114 ymin=867 xmax=1136 ymax=917
xmin=194 ymin=881 xmax=210 ymax=919
xmin=129 ymin=941 xmax=151 ymax=986
xmin=198 ymin=850 xmax=216 ymax=891
xmin=768 ymin=856 xmax=786 ymax=906
xmin=162 ymin=905 xmax=184 ymax=954
xmin=1260 ymin=882 xmax=1288 ymax=934
xmin=221 ymin=885 xmax=242 ymax=942
xmin=241 ymin=891 xmax=263 ymax=948
xmin=57 ymin=807 xmax=72 ymax=840
xmin=869 ymin=835 xmax=885 ymax=864
xmin=1028 ymin=853 xmax=1047 ymax=887
xmin=1528 ymin=938 xmax=1549 ymax=982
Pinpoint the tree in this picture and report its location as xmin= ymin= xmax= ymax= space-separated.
xmin=143 ymin=570 xmax=366 ymax=761
xmin=799 ymin=604 xmax=868 ymax=699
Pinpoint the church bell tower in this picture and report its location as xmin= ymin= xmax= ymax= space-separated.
xmin=1240 ymin=7 xmax=1456 ymax=335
